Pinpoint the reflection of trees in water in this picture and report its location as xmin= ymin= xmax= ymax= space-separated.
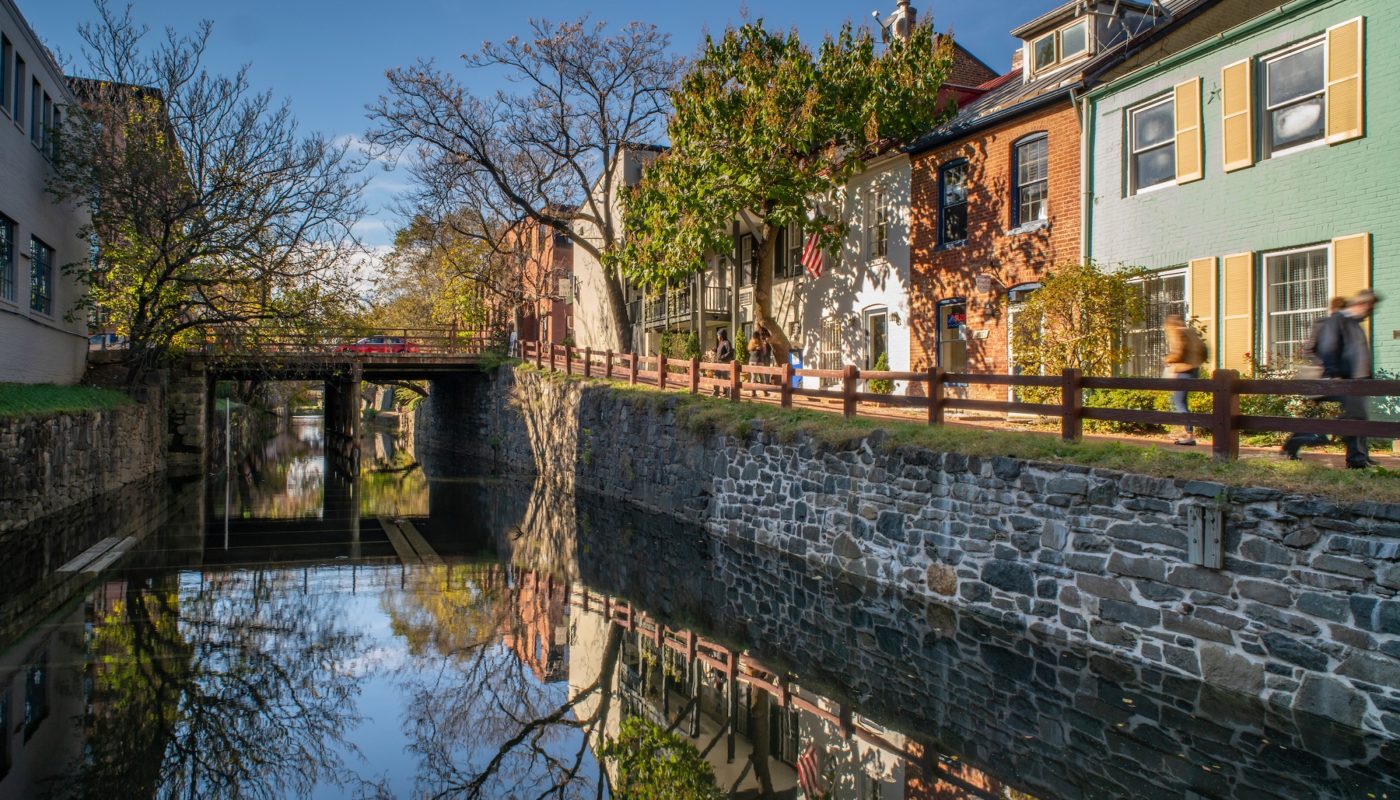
xmin=219 ymin=421 xmax=326 ymax=520
xmin=378 ymin=565 xmax=623 ymax=799
xmin=48 ymin=569 xmax=369 ymax=800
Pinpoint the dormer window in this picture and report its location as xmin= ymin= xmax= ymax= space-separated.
xmin=1029 ymin=18 xmax=1091 ymax=75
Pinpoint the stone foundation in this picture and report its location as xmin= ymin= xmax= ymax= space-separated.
xmin=424 ymin=366 xmax=1400 ymax=733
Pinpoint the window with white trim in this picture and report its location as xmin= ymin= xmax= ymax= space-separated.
xmin=1129 ymin=96 xmax=1176 ymax=193
xmin=1013 ymin=135 xmax=1048 ymax=227
xmin=819 ymin=317 xmax=842 ymax=386
xmin=1029 ymin=19 xmax=1090 ymax=74
xmin=775 ymin=221 xmax=803 ymax=280
xmin=1128 ymin=270 xmax=1187 ymax=376
xmin=938 ymin=160 xmax=967 ymax=246
xmin=1264 ymin=39 xmax=1325 ymax=155
xmin=865 ymin=188 xmax=889 ymax=261
xmin=0 ymin=215 xmax=12 ymax=302
xmin=1263 ymin=246 xmax=1330 ymax=364
xmin=30 ymin=236 xmax=52 ymax=315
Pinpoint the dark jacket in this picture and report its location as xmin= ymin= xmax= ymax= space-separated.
xmin=716 ymin=340 xmax=734 ymax=362
xmin=1314 ymin=311 xmax=1371 ymax=379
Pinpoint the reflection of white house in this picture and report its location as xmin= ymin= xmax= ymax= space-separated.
xmin=0 ymin=600 xmax=85 ymax=797
xmin=0 ymin=0 xmax=89 ymax=384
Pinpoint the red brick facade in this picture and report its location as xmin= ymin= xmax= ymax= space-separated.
xmin=908 ymin=100 xmax=1081 ymax=383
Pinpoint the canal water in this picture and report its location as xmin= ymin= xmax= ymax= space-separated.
xmin=0 ymin=417 xmax=1397 ymax=799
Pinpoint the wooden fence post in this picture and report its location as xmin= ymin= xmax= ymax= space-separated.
xmin=605 ymin=350 xmax=614 ymax=380
xmin=535 ymin=341 xmax=543 ymax=369
xmin=928 ymin=367 xmax=944 ymax=426
xmin=629 ymin=354 xmax=638 ymax=385
xmin=690 ymin=357 xmax=700 ymax=394
xmin=658 ymin=353 xmax=668 ymax=391
xmin=780 ymin=363 xmax=794 ymax=408
xmin=1061 ymin=368 xmax=1083 ymax=443
xmin=842 ymin=365 xmax=858 ymax=418
xmin=1211 ymin=368 xmax=1240 ymax=462
xmin=565 ymin=344 xmax=573 ymax=376
xmin=583 ymin=347 xmax=592 ymax=379
xmin=730 ymin=362 xmax=741 ymax=403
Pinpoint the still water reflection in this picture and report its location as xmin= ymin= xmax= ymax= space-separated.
xmin=0 ymin=418 xmax=1396 ymax=799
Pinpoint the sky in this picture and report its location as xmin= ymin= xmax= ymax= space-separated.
xmin=20 ymin=0 xmax=1065 ymax=252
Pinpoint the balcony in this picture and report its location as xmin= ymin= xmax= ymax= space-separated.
xmin=643 ymin=285 xmax=731 ymax=329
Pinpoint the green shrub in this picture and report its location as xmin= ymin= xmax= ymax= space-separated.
xmin=733 ymin=330 xmax=749 ymax=365
xmin=599 ymin=717 xmax=723 ymax=800
xmin=1084 ymin=388 xmax=1165 ymax=434
xmin=867 ymin=352 xmax=892 ymax=395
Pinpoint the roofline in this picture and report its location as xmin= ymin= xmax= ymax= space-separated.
xmin=1083 ymin=0 xmax=1324 ymax=101
xmin=1 ymin=0 xmax=80 ymax=104
xmin=1010 ymin=0 xmax=1154 ymax=39
xmin=904 ymin=85 xmax=1077 ymax=155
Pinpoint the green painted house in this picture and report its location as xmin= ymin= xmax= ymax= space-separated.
xmin=1084 ymin=0 xmax=1389 ymax=377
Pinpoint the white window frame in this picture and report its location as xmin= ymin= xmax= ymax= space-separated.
xmin=1032 ymin=32 xmax=1057 ymax=72
xmin=1128 ymin=95 xmax=1177 ymax=195
xmin=1126 ymin=268 xmax=1188 ymax=376
xmin=1261 ymin=245 xmax=1331 ymax=366
xmin=863 ymin=306 xmax=889 ymax=369
xmin=1030 ymin=19 xmax=1092 ymax=75
xmin=819 ymin=316 xmax=842 ymax=387
xmin=1262 ymin=37 xmax=1327 ymax=159
xmin=865 ymin=188 xmax=889 ymax=262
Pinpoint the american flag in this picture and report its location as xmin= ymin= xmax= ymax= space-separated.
xmin=801 ymin=233 xmax=824 ymax=279
xmin=797 ymin=744 xmax=825 ymax=798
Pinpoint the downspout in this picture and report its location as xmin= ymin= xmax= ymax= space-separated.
xmin=1077 ymin=87 xmax=1095 ymax=265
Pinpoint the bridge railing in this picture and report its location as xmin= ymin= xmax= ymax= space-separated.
xmin=201 ymin=327 xmax=503 ymax=357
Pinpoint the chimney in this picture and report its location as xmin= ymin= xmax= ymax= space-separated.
xmin=1011 ymin=48 xmax=1024 ymax=73
xmin=878 ymin=0 xmax=917 ymax=43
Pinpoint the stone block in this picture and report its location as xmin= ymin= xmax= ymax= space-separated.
xmin=1295 ymin=592 xmax=1347 ymax=623
xmin=1236 ymin=579 xmax=1292 ymax=608
xmin=1162 ymin=610 xmax=1234 ymax=644
xmin=1199 ymin=644 xmax=1264 ymax=695
xmin=1309 ymin=554 xmax=1374 ymax=580
xmin=1107 ymin=552 xmax=1167 ymax=582
xmin=1099 ymin=599 xmax=1161 ymax=628
xmin=1294 ymin=673 xmax=1367 ymax=727
xmin=1335 ymin=653 xmax=1400 ymax=689
xmin=1166 ymin=566 xmax=1232 ymax=595
xmin=981 ymin=560 xmax=1035 ymax=595
xmin=1075 ymin=573 xmax=1131 ymax=601
xmin=1105 ymin=521 xmax=1187 ymax=550
xmin=926 ymin=563 xmax=957 ymax=596
xmin=1261 ymin=632 xmax=1329 ymax=672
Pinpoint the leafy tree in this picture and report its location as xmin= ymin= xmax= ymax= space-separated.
xmin=1010 ymin=262 xmax=1146 ymax=381
xmin=51 ymin=1 xmax=367 ymax=382
xmin=368 ymin=215 xmax=499 ymax=335
xmin=616 ymin=20 xmax=954 ymax=361
xmin=367 ymin=19 xmax=683 ymax=353
xmin=599 ymin=716 xmax=723 ymax=800
xmin=868 ymin=351 xmax=892 ymax=394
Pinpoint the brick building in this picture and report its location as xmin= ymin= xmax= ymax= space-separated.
xmin=506 ymin=216 xmax=574 ymax=348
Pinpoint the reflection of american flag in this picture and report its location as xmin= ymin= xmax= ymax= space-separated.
xmin=797 ymin=745 xmax=824 ymax=797
xmin=801 ymin=234 xmax=824 ymax=279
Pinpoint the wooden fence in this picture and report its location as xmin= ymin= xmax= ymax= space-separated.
xmin=521 ymin=341 xmax=1400 ymax=462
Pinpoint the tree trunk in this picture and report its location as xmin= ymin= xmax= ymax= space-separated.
xmin=753 ymin=223 xmax=791 ymax=364
xmin=603 ymin=269 xmax=634 ymax=353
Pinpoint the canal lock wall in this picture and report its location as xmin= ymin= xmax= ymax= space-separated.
xmin=418 ymin=366 xmax=1400 ymax=735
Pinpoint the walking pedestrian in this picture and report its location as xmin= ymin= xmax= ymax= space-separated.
xmin=1163 ymin=315 xmax=1206 ymax=445
xmin=1282 ymin=289 xmax=1381 ymax=468
xmin=715 ymin=329 xmax=734 ymax=363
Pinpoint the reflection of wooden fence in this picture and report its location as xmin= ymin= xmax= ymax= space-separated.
xmin=522 ymin=341 xmax=1400 ymax=462
xmin=204 ymin=326 xmax=501 ymax=356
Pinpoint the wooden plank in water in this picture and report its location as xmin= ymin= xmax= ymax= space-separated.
xmin=84 ymin=537 xmax=136 ymax=574
xmin=395 ymin=519 xmax=444 ymax=565
xmin=56 ymin=537 xmax=121 ymax=573
xmin=377 ymin=516 xmax=421 ymax=565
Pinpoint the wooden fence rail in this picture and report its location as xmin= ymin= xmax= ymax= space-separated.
xmin=521 ymin=341 xmax=1400 ymax=462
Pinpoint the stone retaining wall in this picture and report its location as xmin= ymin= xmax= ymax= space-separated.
xmin=0 ymin=387 xmax=165 ymax=532
xmin=428 ymin=366 xmax=1400 ymax=734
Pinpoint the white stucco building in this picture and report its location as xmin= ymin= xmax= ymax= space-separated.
xmin=0 ymin=0 xmax=88 ymax=384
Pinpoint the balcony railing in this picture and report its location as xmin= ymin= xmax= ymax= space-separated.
xmin=643 ymin=286 xmax=732 ymax=327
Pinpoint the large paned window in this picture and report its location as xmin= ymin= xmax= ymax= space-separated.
xmin=1265 ymin=39 xmax=1325 ymax=155
xmin=0 ymin=215 xmax=13 ymax=301
xmin=938 ymin=160 xmax=967 ymax=246
xmin=819 ymin=317 xmax=842 ymax=387
xmin=1013 ymin=135 xmax=1048 ymax=227
xmin=936 ymin=299 xmax=968 ymax=373
xmin=1130 ymin=96 xmax=1176 ymax=193
xmin=1128 ymin=271 xmax=1187 ymax=376
xmin=1030 ymin=19 xmax=1089 ymax=74
xmin=775 ymin=222 xmax=803 ymax=280
xmin=30 ymin=236 xmax=53 ymax=315
xmin=863 ymin=307 xmax=888 ymax=369
xmin=865 ymin=188 xmax=889 ymax=261
xmin=12 ymin=56 xmax=24 ymax=126
xmin=739 ymin=234 xmax=756 ymax=286
xmin=1264 ymin=246 xmax=1329 ymax=364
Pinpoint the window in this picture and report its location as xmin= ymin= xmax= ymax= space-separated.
xmin=1264 ymin=246 xmax=1329 ymax=364
xmin=30 ymin=78 xmax=38 ymax=144
xmin=13 ymin=56 xmax=23 ymax=126
xmin=775 ymin=222 xmax=803 ymax=280
xmin=936 ymin=299 xmax=968 ymax=373
xmin=1264 ymin=40 xmax=1325 ymax=154
xmin=40 ymin=92 xmax=51 ymax=155
xmin=863 ymin=307 xmax=888 ymax=369
xmin=1128 ymin=270 xmax=1187 ymax=376
xmin=1060 ymin=21 xmax=1088 ymax=60
xmin=1 ymin=36 xmax=10 ymax=115
xmin=938 ymin=160 xmax=967 ymax=246
xmin=1033 ymin=34 xmax=1056 ymax=72
xmin=739 ymin=234 xmax=756 ymax=286
xmin=23 ymin=653 xmax=48 ymax=741
xmin=866 ymin=188 xmax=889 ymax=260
xmin=30 ymin=236 xmax=53 ymax=315
xmin=49 ymin=106 xmax=60 ymax=160
xmin=1013 ymin=135 xmax=1048 ymax=227
xmin=0 ymin=215 xmax=12 ymax=301
xmin=1030 ymin=19 xmax=1091 ymax=74
xmin=1130 ymin=97 xmax=1176 ymax=193
xmin=820 ymin=317 xmax=842 ymax=386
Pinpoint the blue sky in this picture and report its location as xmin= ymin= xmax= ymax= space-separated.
xmin=22 ymin=0 xmax=1063 ymax=250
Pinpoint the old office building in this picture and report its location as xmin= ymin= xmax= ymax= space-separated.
xmin=1085 ymin=0 xmax=1387 ymax=376
xmin=0 ymin=0 xmax=88 ymax=384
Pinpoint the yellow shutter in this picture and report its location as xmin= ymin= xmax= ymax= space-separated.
xmin=1174 ymin=78 xmax=1203 ymax=184
xmin=1220 ymin=252 xmax=1254 ymax=372
xmin=1188 ymin=257 xmax=1216 ymax=368
xmin=1332 ymin=233 xmax=1371 ymax=334
xmin=1221 ymin=59 xmax=1254 ymax=172
xmin=1326 ymin=17 xmax=1365 ymax=144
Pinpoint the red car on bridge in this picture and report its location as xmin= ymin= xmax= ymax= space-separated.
xmin=337 ymin=335 xmax=421 ymax=355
